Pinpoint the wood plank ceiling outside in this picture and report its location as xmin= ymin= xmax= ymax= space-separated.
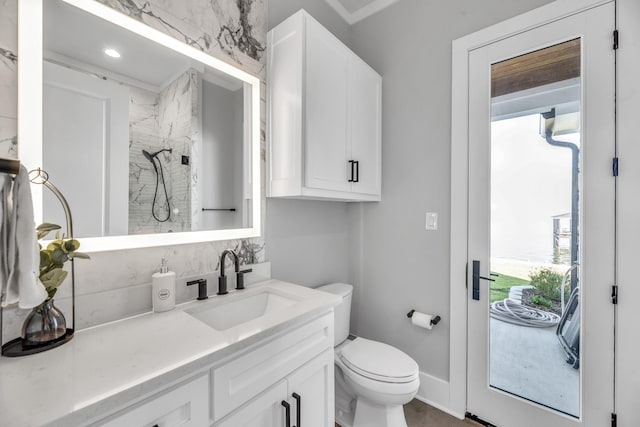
xmin=491 ymin=38 xmax=581 ymax=98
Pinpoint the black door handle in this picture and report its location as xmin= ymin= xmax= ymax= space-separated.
xmin=292 ymin=393 xmax=301 ymax=427
xmin=348 ymin=160 xmax=355 ymax=182
xmin=472 ymin=260 xmax=495 ymax=300
xmin=282 ymin=400 xmax=291 ymax=427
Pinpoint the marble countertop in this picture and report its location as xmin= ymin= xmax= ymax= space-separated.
xmin=0 ymin=280 xmax=339 ymax=427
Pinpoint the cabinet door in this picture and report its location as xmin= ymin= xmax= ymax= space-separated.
xmin=286 ymin=349 xmax=335 ymax=427
xmin=304 ymin=16 xmax=351 ymax=193
xmin=349 ymin=56 xmax=382 ymax=197
xmin=215 ymin=380 xmax=287 ymax=427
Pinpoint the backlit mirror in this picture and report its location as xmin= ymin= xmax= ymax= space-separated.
xmin=20 ymin=0 xmax=261 ymax=251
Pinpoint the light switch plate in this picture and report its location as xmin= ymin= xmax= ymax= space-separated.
xmin=426 ymin=212 xmax=438 ymax=230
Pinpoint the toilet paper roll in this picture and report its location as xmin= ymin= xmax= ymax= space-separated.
xmin=411 ymin=311 xmax=433 ymax=330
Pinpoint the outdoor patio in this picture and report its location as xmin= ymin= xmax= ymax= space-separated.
xmin=490 ymin=315 xmax=580 ymax=417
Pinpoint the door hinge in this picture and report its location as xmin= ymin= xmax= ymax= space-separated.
xmin=611 ymin=285 xmax=618 ymax=305
xmin=611 ymin=412 xmax=617 ymax=427
xmin=613 ymin=30 xmax=619 ymax=50
xmin=613 ymin=157 xmax=619 ymax=177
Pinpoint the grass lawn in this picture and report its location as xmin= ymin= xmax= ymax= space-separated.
xmin=490 ymin=273 xmax=529 ymax=303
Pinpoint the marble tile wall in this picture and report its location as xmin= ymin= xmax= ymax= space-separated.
xmin=0 ymin=0 xmax=267 ymax=342
xmin=129 ymin=85 xmax=159 ymax=139
xmin=158 ymin=70 xmax=196 ymax=233
xmin=129 ymin=136 xmax=191 ymax=234
xmin=96 ymin=0 xmax=267 ymax=77
xmin=129 ymin=70 xmax=196 ymax=234
xmin=0 ymin=0 xmax=17 ymax=158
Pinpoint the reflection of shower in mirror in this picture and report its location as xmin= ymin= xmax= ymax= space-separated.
xmin=142 ymin=148 xmax=172 ymax=223
xmin=38 ymin=0 xmax=258 ymax=241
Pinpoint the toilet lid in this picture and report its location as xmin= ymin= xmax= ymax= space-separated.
xmin=339 ymin=338 xmax=418 ymax=383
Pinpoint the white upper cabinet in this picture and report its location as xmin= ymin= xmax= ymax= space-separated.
xmin=268 ymin=10 xmax=382 ymax=201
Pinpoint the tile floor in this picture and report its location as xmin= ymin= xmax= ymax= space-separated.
xmin=336 ymin=399 xmax=483 ymax=427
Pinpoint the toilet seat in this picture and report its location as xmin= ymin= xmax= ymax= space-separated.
xmin=339 ymin=338 xmax=419 ymax=384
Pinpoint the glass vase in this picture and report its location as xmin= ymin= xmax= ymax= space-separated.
xmin=21 ymin=299 xmax=67 ymax=347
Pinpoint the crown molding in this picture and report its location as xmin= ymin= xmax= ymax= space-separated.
xmin=324 ymin=0 xmax=400 ymax=24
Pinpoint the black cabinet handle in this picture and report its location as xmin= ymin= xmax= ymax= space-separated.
xmin=472 ymin=260 xmax=495 ymax=301
xmin=292 ymin=393 xmax=301 ymax=427
xmin=282 ymin=400 xmax=291 ymax=427
xmin=354 ymin=161 xmax=359 ymax=183
xmin=348 ymin=160 xmax=355 ymax=182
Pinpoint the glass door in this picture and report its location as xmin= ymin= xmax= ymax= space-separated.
xmin=466 ymin=2 xmax=615 ymax=426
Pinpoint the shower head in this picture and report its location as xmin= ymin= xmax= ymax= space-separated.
xmin=142 ymin=148 xmax=172 ymax=162
xmin=142 ymin=149 xmax=154 ymax=162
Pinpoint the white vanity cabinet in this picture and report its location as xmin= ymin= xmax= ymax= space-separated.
xmin=94 ymin=374 xmax=210 ymax=427
xmin=285 ymin=349 xmax=334 ymax=427
xmin=213 ymin=313 xmax=334 ymax=426
xmin=216 ymin=350 xmax=333 ymax=427
xmin=215 ymin=380 xmax=288 ymax=427
xmin=268 ymin=10 xmax=382 ymax=201
xmin=0 ymin=280 xmax=339 ymax=427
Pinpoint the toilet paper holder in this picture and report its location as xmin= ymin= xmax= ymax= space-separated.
xmin=407 ymin=310 xmax=441 ymax=326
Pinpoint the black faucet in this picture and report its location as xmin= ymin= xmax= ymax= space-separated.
xmin=187 ymin=278 xmax=208 ymax=300
xmin=218 ymin=249 xmax=253 ymax=295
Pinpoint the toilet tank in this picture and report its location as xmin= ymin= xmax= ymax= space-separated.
xmin=316 ymin=283 xmax=353 ymax=346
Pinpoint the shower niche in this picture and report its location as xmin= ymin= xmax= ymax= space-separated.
xmin=30 ymin=0 xmax=260 ymax=248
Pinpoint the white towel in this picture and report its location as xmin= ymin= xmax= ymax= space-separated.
xmin=1 ymin=165 xmax=48 ymax=308
xmin=0 ymin=173 xmax=11 ymax=303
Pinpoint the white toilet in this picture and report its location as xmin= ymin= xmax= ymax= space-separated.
xmin=317 ymin=283 xmax=420 ymax=427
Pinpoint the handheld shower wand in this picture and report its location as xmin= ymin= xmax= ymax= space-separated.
xmin=142 ymin=148 xmax=173 ymax=222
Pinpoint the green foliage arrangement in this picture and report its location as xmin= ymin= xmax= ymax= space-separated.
xmin=37 ymin=223 xmax=89 ymax=300
xmin=528 ymin=267 xmax=568 ymax=301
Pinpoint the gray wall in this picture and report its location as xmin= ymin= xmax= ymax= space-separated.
xmin=266 ymin=199 xmax=351 ymax=287
xmin=265 ymin=0 xmax=355 ymax=288
xmin=201 ymin=81 xmax=242 ymax=230
xmin=266 ymin=0 xmax=554 ymax=381
xmin=347 ymin=0 xmax=552 ymax=381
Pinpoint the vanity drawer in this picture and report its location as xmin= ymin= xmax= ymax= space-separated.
xmin=95 ymin=374 xmax=209 ymax=427
xmin=212 ymin=313 xmax=333 ymax=421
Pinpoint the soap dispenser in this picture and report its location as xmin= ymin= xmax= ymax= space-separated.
xmin=152 ymin=258 xmax=176 ymax=312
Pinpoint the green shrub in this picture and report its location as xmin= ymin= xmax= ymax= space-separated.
xmin=531 ymin=295 xmax=552 ymax=307
xmin=529 ymin=268 xmax=569 ymax=301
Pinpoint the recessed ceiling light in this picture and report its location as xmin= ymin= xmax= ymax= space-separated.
xmin=104 ymin=48 xmax=121 ymax=58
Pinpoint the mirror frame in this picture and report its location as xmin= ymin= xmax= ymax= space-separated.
xmin=18 ymin=0 xmax=261 ymax=252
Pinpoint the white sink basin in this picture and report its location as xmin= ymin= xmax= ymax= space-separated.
xmin=186 ymin=290 xmax=299 ymax=331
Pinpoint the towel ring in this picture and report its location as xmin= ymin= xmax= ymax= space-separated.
xmin=28 ymin=168 xmax=49 ymax=185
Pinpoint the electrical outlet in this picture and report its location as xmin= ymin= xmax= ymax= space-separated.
xmin=426 ymin=212 xmax=438 ymax=231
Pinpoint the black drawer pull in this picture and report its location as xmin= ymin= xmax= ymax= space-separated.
xmin=348 ymin=160 xmax=355 ymax=182
xmin=293 ymin=392 xmax=301 ymax=427
xmin=282 ymin=400 xmax=291 ymax=427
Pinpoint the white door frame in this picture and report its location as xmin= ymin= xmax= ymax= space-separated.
xmin=449 ymin=0 xmax=614 ymax=418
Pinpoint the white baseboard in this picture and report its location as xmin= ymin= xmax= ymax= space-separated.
xmin=414 ymin=371 xmax=465 ymax=420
